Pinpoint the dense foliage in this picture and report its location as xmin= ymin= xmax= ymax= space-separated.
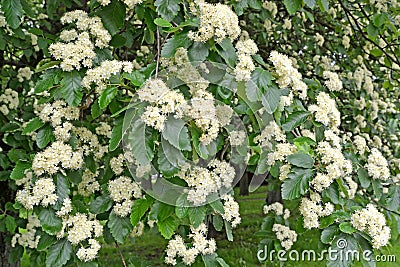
xmin=0 ymin=0 xmax=399 ymax=266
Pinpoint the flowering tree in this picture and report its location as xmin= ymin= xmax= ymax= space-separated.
xmin=0 ymin=0 xmax=399 ymax=267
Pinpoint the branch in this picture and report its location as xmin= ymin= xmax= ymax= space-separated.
xmin=155 ymin=27 xmax=161 ymax=78
xmin=115 ymin=242 xmax=127 ymax=267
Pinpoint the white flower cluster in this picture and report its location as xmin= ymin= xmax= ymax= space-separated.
xmin=78 ymin=169 xmax=100 ymax=197
xmin=16 ymin=178 xmax=58 ymax=209
xmin=108 ymin=176 xmax=142 ymax=217
xmin=254 ymin=121 xmax=286 ymax=150
xmin=234 ymin=39 xmax=258 ymax=81
xmin=229 ymin=130 xmax=246 ymax=146
xmin=308 ymin=92 xmax=341 ymax=129
xmin=97 ymin=0 xmax=142 ymax=9
xmin=263 ymin=202 xmax=290 ymax=220
xmin=0 ymin=14 xmax=6 ymax=27
xmin=323 ymin=71 xmax=343 ymax=91
xmin=353 ymin=135 xmax=368 ymax=155
xmin=220 ymin=194 xmax=241 ymax=228
xmin=110 ymin=154 xmax=125 ymax=175
xmin=32 ymin=141 xmax=83 ymax=176
xmin=310 ymin=131 xmax=352 ymax=192
xmin=279 ymin=164 xmax=291 ymax=181
xmin=185 ymin=91 xmax=223 ymax=145
xmin=165 ymin=223 xmax=216 ymax=265
xmin=299 ymin=193 xmax=334 ymax=229
xmin=36 ymin=100 xmax=79 ymax=127
xmin=365 ymin=148 xmax=391 ymax=181
xmin=267 ymin=143 xmax=297 ymax=166
xmin=131 ymin=221 xmax=145 ymax=237
xmin=81 ymin=60 xmax=133 ymax=94
xmin=0 ymin=88 xmax=19 ymax=115
xmin=57 ymin=213 xmax=103 ymax=261
xmin=351 ymin=204 xmax=391 ymax=248
xmin=162 ymin=47 xmax=209 ymax=95
xmin=95 ymin=122 xmax=112 ymax=138
xmin=73 ymin=126 xmax=108 ymax=159
xmin=76 ymin=239 xmax=101 ymax=262
xmin=11 ymin=215 xmax=41 ymax=249
xmin=269 ymin=51 xmax=308 ymax=99
xmin=272 ymin=224 xmax=297 ymax=250
xmin=17 ymin=67 xmax=33 ymax=82
xmin=138 ymin=78 xmax=187 ymax=132
xmin=188 ymin=1 xmax=240 ymax=43
xmin=49 ymin=10 xmax=111 ymax=71
xmin=56 ymin=198 xmax=73 ymax=217
xmin=181 ymin=160 xmax=235 ymax=206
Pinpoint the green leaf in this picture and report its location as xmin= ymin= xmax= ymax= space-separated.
xmin=154 ymin=0 xmax=180 ymax=22
xmin=39 ymin=209 xmax=63 ymax=235
xmin=91 ymin=101 xmax=104 ymax=119
xmin=99 ymin=86 xmax=118 ymax=109
xmin=327 ymin=234 xmax=358 ymax=267
xmin=246 ymin=68 xmax=273 ymax=101
xmin=123 ymin=71 xmax=145 ymax=87
xmin=189 ymin=206 xmax=206 ymax=228
xmin=108 ymin=212 xmax=132 ymax=243
xmin=35 ymin=69 xmax=60 ymax=93
xmin=110 ymin=34 xmax=126 ymax=47
xmin=188 ymin=42 xmax=209 ymax=62
xmin=161 ymin=33 xmax=192 ymax=58
xmin=304 ymin=0 xmax=316 ymax=8
xmin=37 ymin=232 xmax=57 ymax=251
xmin=127 ymin=118 xmax=154 ymax=165
xmin=282 ymin=167 xmax=313 ymax=200
xmin=209 ymin=200 xmax=225 ymax=214
xmin=339 ymin=222 xmax=356 ymax=234
xmin=154 ymin=18 xmax=172 ymax=27
xmin=22 ymin=117 xmax=45 ymax=135
xmin=216 ymin=38 xmax=237 ymax=68
xmin=317 ymin=0 xmax=329 ymax=11
xmin=216 ymin=257 xmax=229 ymax=267
xmin=5 ymin=215 xmax=16 ymax=233
xmin=287 ymin=153 xmax=314 ymax=169
xmin=36 ymin=125 xmax=54 ymax=149
xmin=8 ymin=245 xmax=24 ymax=264
xmin=60 ymin=71 xmax=83 ymax=107
xmin=282 ymin=111 xmax=310 ymax=131
xmin=225 ymin=221 xmax=233 ymax=241
xmin=158 ymin=138 xmax=186 ymax=177
xmin=46 ymin=239 xmax=72 ymax=267
xmin=1 ymin=0 xmax=23 ymax=29
xmin=130 ymin=198 xmax=153 ymax=227
xmin=98 ymin=1 xmax=126 ymax=35
xmin=10 ymin=161 xmax=31 ymax=180
xmin=109 ymin=120 xmax=123 ymax=151
xmin=90 ymin=195 xmax=113 ymax=214
xmin=175 ymin=194 xmax=189 ymax=219
xmin=367 ymin=23 xmax=379 ymax=39
xmin=157 ymin=216 xmax=179 ymax=239
xmin=357 ymin=167 xmax=370 ymax=188
xmin=55 ymin=174 xmax=70 ymax=210
xmin=213 ymin=215 xmax=224 ymax=231
xmin=321 ymin=225 xmax=339 ymax=244
xmin=261 ymin=86 xmax=281 ymax=114
xmin=162 ymin=116 xmax=191 ymax=151
xmin=202 ymin=254 xmax=218 ymax=267
xmin=284 ymin=0 xmax=301 ymax=14
xmin=386 ymin=185 xmax=400 ymax=212
xmin=373 ymin=13 xmax=388 ymax=27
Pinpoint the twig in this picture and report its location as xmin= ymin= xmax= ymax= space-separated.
xmin=115 ymin=242 xmax=127 ymax=267
xmin=155 ymin=27 xmax=161 ymax=77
